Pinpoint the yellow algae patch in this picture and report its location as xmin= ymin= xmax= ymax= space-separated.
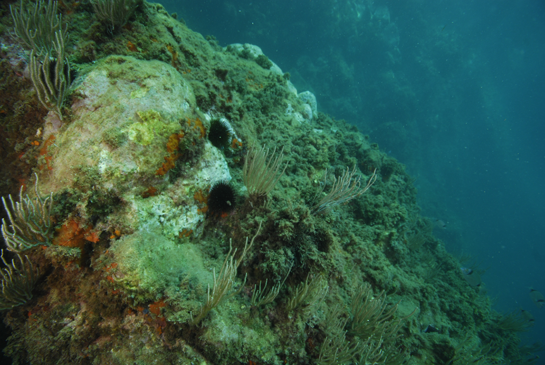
xmin=130 ymin=86 xmax=150 ymax=99
xmin=127 ymin=109 xmax=171 ymax=146
xmin=138 ymin=109 xmax=162 ymax=124
xmin=128 ymin=122 xmax=154 ymax=145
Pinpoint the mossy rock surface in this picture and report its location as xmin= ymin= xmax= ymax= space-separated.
xmin=0 ymin=2 xmax=528 ymax=365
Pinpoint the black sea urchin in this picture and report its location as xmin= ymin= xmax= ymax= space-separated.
xmin=208 ymin=181 xmax=236 ymax=216
xmin=208 ymin=119 xmax=232 ymax=150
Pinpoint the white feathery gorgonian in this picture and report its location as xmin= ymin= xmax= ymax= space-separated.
xmin=243 ymin=145 xmax=287 ymax=197
xmin=1 ymin=173 xmax=54 ymax=252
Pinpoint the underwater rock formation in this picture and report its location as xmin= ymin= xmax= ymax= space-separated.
xmin=0 ymin=1 xmax=535 ymax=364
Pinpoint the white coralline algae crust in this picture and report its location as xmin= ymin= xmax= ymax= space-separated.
xmin=132 ymin=141 xmax=230 ymax=239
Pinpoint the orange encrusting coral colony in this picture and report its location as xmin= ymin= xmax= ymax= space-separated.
xmin=0 ymin=0 xmax=538 ymax=364
xmin=156 ymin=118 xmax=206 ymax=175
xmin=187 ymin=116 xmax=206 ymax=139
xmin=166 ymin=43 xmax=181 ymax=69
xmin=231 ymin=137 xmax=243 ymax=149
xmin=155 ymin=131 xmax=185 ymax=176
xmin=193 ymin=189 xmax=209 ymax=215
xmin=141 ymin=186 xmax=158 ymax=198
xmin=126 ymin=40 xmax=138 ymax=52
xmin=39 ymin=135 xmax=55 ymax=171
xmin=53 ymin=219 xmax=98 ymax=249
xmin=178 ymin=228 xmax=193 ymax=238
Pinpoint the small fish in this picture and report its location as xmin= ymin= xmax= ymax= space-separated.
xmin=461 ymin=268 xmax=481 ymax=288
xmin=422 ymin=324 xmax=439 ymax=333
xmin=529 ymin=288 xmax=544 ymax=309
xmin=434 ymin=219 xmax=447 ymax=230
xmin=520 ymin=309 xmax=535 ymax=326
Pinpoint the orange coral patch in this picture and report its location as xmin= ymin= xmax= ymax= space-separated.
xmin=127 ymin=41 xmax=138 ymax=52
xmin=179 ymin=229 xmax=193 ymax=238
xmin=44 ymin=156 xmax=53 ymax=170
xmin=186 ymin=118 xmax=206 ymax=138
xmin=53 ymin=219 xmax=89 ymax=249
xmin=231 ymin=138 xmax=242 ymax=149
xmin=166 ymin=44 xmax=179 ymax=68
xmin=105 ymin=263 xmax=118 ymax=272
xmin=64 ymin=260 xmax=75 ymax=269
xmin=167 ymin=132 xmax=184 ymax=153
xmin=40 ymin=135 xmax=55 ymax=170
xmin=245 ymin=72 xmax=265 ymax=90
xmin=84 ymin=231 xmax=100 ymax=243
xmin=156 ymin=132 xmax=184 ymax=175
xmin=193 ymin=189 xmax=208 ymax=204
xmin=194 ymin=189 xmax=209 ymax=214
xmin=142 ymin=186 xmax=158 ymax=198
xmin=17 ymin=178 xmax=27 ymax=193
xmin=156 ymin=155 xmax=176 ymax=176
xmin=155 ymin=316 xmax=167 ymax=334
xmin=149 ymin=299 xmax=166 ymax=316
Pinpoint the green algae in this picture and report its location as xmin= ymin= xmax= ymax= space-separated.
xmin=255 ymin=54 xmax=274 ymax=69
xmin=104 ymin=226 xmax=207 ymax=300
xmin=102 ymin=126 xmax=128 ymax=148
xmin=127 ymin=109 xmax=170 ymax=146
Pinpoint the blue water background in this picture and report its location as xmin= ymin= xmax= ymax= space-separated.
xmin=161 ymin=0 xmax=545 ymax=353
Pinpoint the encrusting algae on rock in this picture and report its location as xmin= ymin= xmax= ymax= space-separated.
xmin=0 ymin=1 xmax=538 ymax=364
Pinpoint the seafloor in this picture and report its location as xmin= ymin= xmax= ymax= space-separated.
xmin=0 ymin=1 xmax=534 ymax=364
